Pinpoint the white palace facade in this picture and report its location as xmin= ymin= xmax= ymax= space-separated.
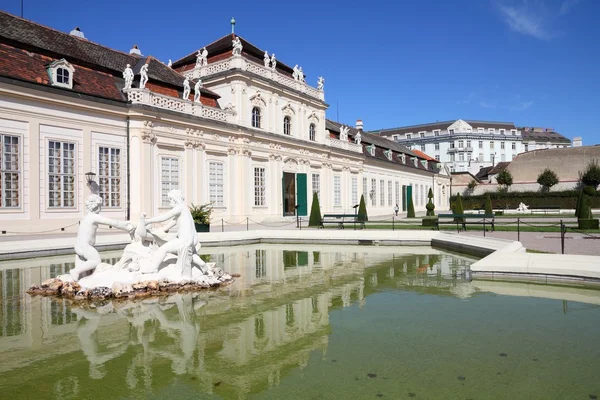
xmin=0 ymin=11 xmax=450 ymax=234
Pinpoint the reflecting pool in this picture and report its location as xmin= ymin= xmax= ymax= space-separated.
xmin=1 ymin=244 xmax=599 ymax=399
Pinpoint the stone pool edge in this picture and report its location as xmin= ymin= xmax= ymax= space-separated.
xmin=1 ymin=230 xmax=599 ymax=282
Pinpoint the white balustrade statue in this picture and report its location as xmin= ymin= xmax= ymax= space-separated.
xmin=196 ymin=47 xmax=208 ymax=67
xmin=139 ymin=63 xmax=149 ymax=89
xmin=123 ymin=64 xmax=134 ymax=90
xmin=340 ymin=126 xmax=349 ymax=141
xmin=264 ymin=51 xmax=270 ymax=67
xmin=182 ymin=77 xmax=191 ymax=100
xmin=270 ymin=53 xmax=277 ymax=71
xmin=232 ymin=36 xmax=243 ymax=56
xmin=193 ymin=79 xmax=203 ymax=103
xmin=355 ymin=131 xmax=361 ymax=145
xmin=317 ymin=76 xmax=325 ymax=90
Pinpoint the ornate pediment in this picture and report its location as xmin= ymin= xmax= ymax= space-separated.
xmin=250 ymin=92 xmax=267 ymax=107
xmin=281 ymin=102 xmax=296 ymax=116
xmin=447 ymin=119 xmax=473 ymax=132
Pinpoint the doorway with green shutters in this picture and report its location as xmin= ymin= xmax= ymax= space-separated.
xmin=282 ymin=172 xmax=307 ymax=217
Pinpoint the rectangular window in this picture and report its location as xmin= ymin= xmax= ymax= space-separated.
xmin=511 ymin=129 xmax=517 ymax=135
xmin=450 ymin=142 xmax=455 ymax=149
xmin=524 ymin=144 xmax=529 ymax=152
xmin=434 ymin=143 xmax=440 ymax=150
xmin=351 ymin=176 xmax=358 ymax=205
xmin=392 ymin=135 xmax=399 ymax=141
xmin=488 ymin=128 xmax=495 ymax=134
xmin=435 ymin=154 xmax=440 ymax=161
xmin=388 ymin=181 xmax=392 ymax=206
xmin=450 ymin=153 xmax=455 ymax=162
xmin=254 ymin=167 xmax=266 ymax=206
xmin=501 ymin=142 xmax=505 ymax=149
xmin=98 ymin=147 xmax=121 ymax=208
xmin=371 ymin=178 xmax=376 ymax=206
xmin=419 ymin=132 xmax=425 ymax=138
xmin=380 ymin=179 xmax=385 ymax=206
xmin=48 ymin=140 xmax=75 ymax=208
xmin=208 ymin=161 xmax=224 ymax=207
xmin=490 ymin=142 xmax=495 ymax=149
xmin=458 ymin=140 xmax=464 ymax=148
xmin=449 ymin=129 xmax=455 ymax=134
xmin=466 ymin=140 xmax=471 ymax=148
xmin=512 ymin=142 xmax=516 ymax=150
xmin=312 ymin=173 xmax=321 ymax=200
xmin=395 ymin=181 xmax=400 ymax=206
xmin=161 ymin=157 xmax=179 ymax=207
xmin=406 ymin=133 xmax=411 ymax=139
xmin=363 ymin=177 xmax=367 ymax=201
xmin=478 ymin=140 xmax=483 ymax=148
xmin=420 ymin=145 xmax=425 ymax=152
xmin=478 ymin=128 xmax=484 ymax=133
xmin=499 ymin=129 xmax=506 ymax=135
xmin=0 ymin=135 xmax=20 ymax=208
xmin=459 ymin=153 xmax=464 ymax=161
xmin=434 ymin=130 xmax=440 ymax=136
xmin=334 ymin=175 xmax=341 ymax=206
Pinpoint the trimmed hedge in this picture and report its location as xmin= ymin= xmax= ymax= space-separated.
xmin=578 ymin=219 xmax=599 ymax=230
xmin=422 ymin=217 xmax=438 ymax=227
xmin=451 ymin=190 xmax=600 ymax=210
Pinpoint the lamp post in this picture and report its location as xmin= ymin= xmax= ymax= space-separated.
xmin=352 ymin=204 xmax=359 ymax=230
xmin=295 ymin=204 xmax=300 ymax=229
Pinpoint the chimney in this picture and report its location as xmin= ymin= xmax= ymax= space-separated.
xmin=69 ymin=27 xmax=85 ymax=39
xmin=129 ymin=45 xmax=142 ymax=56
xmin=355 ymin=119 xmax=363 ymax=131
xmin=573 ymin=137 xmax=583 ymax=147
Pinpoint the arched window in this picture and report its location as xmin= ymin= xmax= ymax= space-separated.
xmin=309 ymin=123 xmax=316 ymax=141
xmin=283 ymin=116 xmax=291 ymax=135
xmin=252 ymin=107 xmax=261 ymax=128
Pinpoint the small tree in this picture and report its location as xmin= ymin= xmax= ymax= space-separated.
xmin=580 ymin=159 xmax=600 ymax=190
xmin=407 ymin=193 xmax=415 ymax=218
xmin=308 ymin=192 xmax=322 ymax=227
xmin=453 ymin=193 xmax=465 ymax=222
xmin=496 ymin=169 xmax=513 ymax=191
xmin=485 ymin=193 xmax=493 ymax=215
xmin=426 ymin=187 xmax=435 ymax=216
xmin=357 ymin=194 xmax=368 ymax=222
xmin=537 ymin=168 xmax=559 ymax=192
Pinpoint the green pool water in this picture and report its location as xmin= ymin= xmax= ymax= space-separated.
xmin=0 ymin=244 xmax=599 ymax=399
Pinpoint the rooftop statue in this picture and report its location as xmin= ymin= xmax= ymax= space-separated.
xmin=232 ymin=36 xmax=243 ymax=56
xmin=270 ymin=53 xmax=277 ymax=71
xmin=292 ymin=65 xmax=299 ymax=81
xmin=298 ymin=67 xmax=305 ymax=83
xmin=317 ymin=76 xmax=325 ymax=90
xmin=196 ymin=47 xmax=208 ymax=67
xmin=123 ymin=64 xmax=134 ymax=90
xmin=139 ymin=64 xmax=149 ymax=89
xmin=355 ymin=131 xmax=361 ymax=145
xmin=194 ymin=79 xmax=203 ymax=103
xmin=339 ymin=126 xmax=349 ymax=141
xmin=264 ymin=51 xmax=270 ymax=67
xmin=168 ymin=59 xmax=172 ymax=68
xmin=182 ymin=77 xmax=190 ymax=100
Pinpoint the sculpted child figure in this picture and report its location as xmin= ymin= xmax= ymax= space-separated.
xmin=140 ymin=189 xmax=207 ymax=275
xmin=71 ymin=194 xmax=135 ymax=280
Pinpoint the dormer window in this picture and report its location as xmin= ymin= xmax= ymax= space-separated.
xmin=384 ymin=149 xmax=392 ymax=160
xmin=399 ymin=153 xmax=406 ymax=163
xmin=488 ymin=128 xmax=495 ymax=134
xmin=477 ymin=128 xmax=484 ymax=133
xmin=406 ymin=133 xmax=412 ymax=140
xmin=367 ymin=144 xmax=375 ymax=156
xmin=47 ymin=59 xmax=75 ymax=89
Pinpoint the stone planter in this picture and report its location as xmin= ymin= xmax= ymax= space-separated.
xmin=194 ymin=223 xmax=210 ymax=233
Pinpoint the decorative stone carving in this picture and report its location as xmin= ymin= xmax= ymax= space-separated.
xmin=282 ymin=102 xmax=296 ymax=116
xmin=339 ymin=126 xmax=349 ymax=141
xmin=196 ymin=47 xmax=208 ymax=67
xmin=355 ymin=132 xmax=361 ymax=145
xmin=141 ymin=131 xmax=156 ymax=144
xmin=168 ymin=59 xmax=172 ymax=68
xmin=298 ymin=67 xmax=305 ymax=83
xmin=232 ymin=36 xmax=243 ymax=56
xmin=270 ymin=53 xmax=277 ymax=71
xmin=317 ymin=76 xmax=325 ymax=90
xmin=517 ymin=202 xmax=530 ymax=213
xmin=250 ymin=92 xmax=266 ymax=107
xmin=292 ymin=65 xmax=299 ymax=81
xmin=182 ymin=77 xmax=190 ymax=100
xmin=264 ymin=51 xmax=270 ymax=67
xmin=139 ymin=63 xmax=149 ymax=89
xmin=123 ymin=64 xmax=134 ymax=90
xmin=193 ymin=79 xmax=203 ymax=103
xmin=447 ymin=119 xmax=473 ymax=133
xmin=224 ymin=103 xmax=236 ymax=112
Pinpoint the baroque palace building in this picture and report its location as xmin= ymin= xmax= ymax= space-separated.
xmin=0 ymin=11 xmax=449 ymax=233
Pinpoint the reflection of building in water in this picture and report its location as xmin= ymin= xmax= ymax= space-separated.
xmin=0 ymin=246 xmax=480 ymax=398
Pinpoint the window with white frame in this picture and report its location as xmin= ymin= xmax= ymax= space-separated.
xmin=490 ymin=142 xmax=495 ymax=149
xmin=449 ymin=129 xmax=455 ymax=134
xmin=392 ymin=135 xmax=399 ymax=141
xmin=334 ymin=175 xmax=341 ymax=206
xmin=380 ymin=179 xmax=385 ymax=206
xmin=47 ymin=59 xmax=75 ymax=89
xmin=488 ymin=128 xmax=495 ymax=134
xmin=458 ymin=140 xmax=464 ymax=148
xmin=420 ymin=145 xmax=425 ymax=152
xmin=98 ymin=147 xmax=121 ymax=207
xmin=435 ymin=154 xmax=439 ymax=161
xmin=459 ymin=153 xmax=464 ymax=161
xmin=466 ymin=140 xmax=471 ymax=148
xmin=160 ymin=157 xmax=179 ymax=207
xmin=283 ymin=116 xmax=291 ymax=135
xmin=406 ymin=133 xmax=412 ymax=139
xmin=419 ymin=132 xmax=425 ymax=138
xmin=477 ymin=128 xmax=484 ymax=133
xmin=351 ymin=176 xmax=358 ymax=205
xmin=512 ymin=142 xmax=516 ymax=150
xmin=479 ymin=140 xmax=483 ymax=148
xmin=434 ymin=143 xmax=440 ymax=150
xmin=48 ymin=140 xmax=76 ymax=208
xmin=388 ymin=181 xmax=392 ymax=206
xmin=254 ymin=167 xmax=266 ymax=206
xmin=309 ymin=123 xmax=316 ymax=141
xmin=0 ymin=135 xmax=20 ymax=208
xmin=501 ymin=142 xmax=505 ymax=150
xmin=312 ymin=173 xmax=320 ymax=200
xmin=395 ymin=181 xmax=400 ymax=206
xmin=450 ymin=153 xmax=455 ymax=161
xmin=499 ymin=129 xmax=506 ymax=135
xmin=511 ymin=129 xmax=517 ymax=135
xmin=450 ymin=142 xmax=455 ymax=149
xmin=363 ymin=177 xmax=367 ymax=201
xmin=209 ymin=161 xmax=224 ymax=206
xmin=371 ymin=178 xmax=376 ymax=206
xmin=434 ymin=130 xmax=440 ymax=136
xmin=251 ymin=107 xmax=261 ymax=128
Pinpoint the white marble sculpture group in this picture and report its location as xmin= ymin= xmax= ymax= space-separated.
xmin=263 ymin=51 xmax=277 ymax=71
xmin=339 ymin=125 xmax=349 ymax=141
xmin=63 ymin=190 xmax=227 ymax=291
xmin=292 ymin=65 xmax=305 ymax=83
xmin=516 ymin=202 xmax=530 ymax=213
xmin=196 ymin=47 xmax=208 ymax=67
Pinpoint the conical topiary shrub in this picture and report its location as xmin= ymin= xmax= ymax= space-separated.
xmin=357 ymin=194 xmax=368 ymax=222
xmin=578 ymin=195 xmax=591 ymax=220
xmin=426 ymin=188 xmax=435 ymax=216
xmin=485 ymin=193 xmax=493 ymax=215
xmin=308 ymin=192 xmax=322 ymax=227
xmin=575 ymin=189 xmax=584 ymax=218
xmin=407 ymin=193 xmax=416 ymax=218
xmin=454 ymin=193 xmax=465 ymax=223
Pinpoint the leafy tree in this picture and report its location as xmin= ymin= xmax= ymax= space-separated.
xmin=426 ymin=187 xmax=435 ymax=216
xmin=537 ymin=168 xmax=559 ymax=192
xmin=308 ymin=192 xmax=322 ymax=227
xmin=357 ymin=194 xmax=368 ymax=222
xmin=407 ymin=193 xmax=415 ymax=218
xmin=496 ymin=169 xmax=513 ymax=191
xmin=485 ymin=193 xmax=493 ymax=215
xmin=580 ymin=159 xmax=600 ymax=190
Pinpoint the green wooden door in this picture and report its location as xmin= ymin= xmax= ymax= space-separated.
xmin=296 ymin=173 xmax=307 ymax=216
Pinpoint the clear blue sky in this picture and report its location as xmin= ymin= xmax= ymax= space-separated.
xmin=3 ymin=0 xmax=599 ymax=144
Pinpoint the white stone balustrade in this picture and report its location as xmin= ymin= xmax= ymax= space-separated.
xmin=326 ymin=138 xmax=364 ymax=154
xmin=125 ymin=89 xmax=234 ymax=123
xmin=185 ymin=56 xmax=325 ymax=101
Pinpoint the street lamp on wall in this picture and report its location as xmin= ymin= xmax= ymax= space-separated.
xmin=352 ymin=204 xmax=359 ymax=231
xmin=369 ymin=190 xmax=375 ymax=200
xmin=85 ymin=171 xmax=96 ymax=186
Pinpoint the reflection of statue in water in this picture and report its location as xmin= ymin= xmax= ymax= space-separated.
xmin=71 ymin=195 xmax=135 ymax=280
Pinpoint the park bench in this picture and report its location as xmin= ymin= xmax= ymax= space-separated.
xmin=435 ymin=214 xmax=495 ymax=232
xmin=321 ymin=214 xmax=365 ymax=229
xmin=530 ymin=206 xmax=561 ymax=214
